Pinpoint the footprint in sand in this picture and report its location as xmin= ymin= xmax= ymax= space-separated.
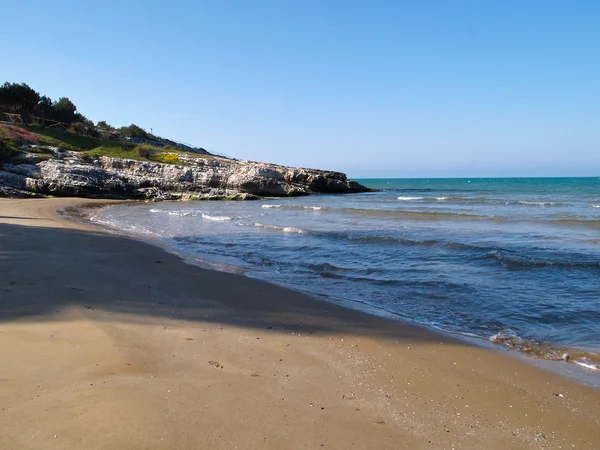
xmin=208 ymin=360 xmax=224 ymax=369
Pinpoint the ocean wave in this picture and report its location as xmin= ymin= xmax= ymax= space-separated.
xmin=592 ymin=204 xmax=600 ymax=208
xmin=342 ymin=207 xmax=487 ymax=220
xmin=573 ymin=359 xmax=600 ymax=371
xmin=317 ymin=231 xmax=599 ymax=269
xmin=488 ymin=250 xmax=600 ymax=269
xmin=429 ymin=196 xmax=488 ymax=203
xmin=306 ymin=262 xmax=355 ymax=273
xmin=388 ymin=188 xmax=477 ymax=193
xmin=342 ymin=233 xmax=467 ymax=248
xmin=262 ymin=204 xmax=323 ymax=211
xmin=550 ymin=218 xmax=600 ymax=230
xmin=490 ymin=330 xmax=600 ymax=369
xmin=490 ymin=330 xmax=572 ymax=360
xmin=313 ymin=229 xmax=511 ymax=254
xmin=149 ymin=210 xmax=235 ymax=221
xmin=202 ymin=213 xmax=234 ymax=222
xmin=518 ymin=200 xmax=567 ymax=206
xmin=148 ymin=208 xmax=195 ymax=217
xmin=391 ymin=196 xmax=570 ymax=207
xmin=254 ymin=222 xmax=305 ymax=234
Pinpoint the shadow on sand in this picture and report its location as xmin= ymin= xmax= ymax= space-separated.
xmin=0 ymin=220 xmax=460 ymax=345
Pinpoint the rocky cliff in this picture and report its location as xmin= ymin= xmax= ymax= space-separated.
xmin=0 ymin=148 xmax=370 ymax=200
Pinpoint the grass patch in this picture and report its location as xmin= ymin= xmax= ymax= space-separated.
xmin=1 ymin=123 xmax=225 ymax=166
xmin=26 ymin=125 xmax=130 ymax=151
xmin=78 ymin=146 xmax=196 ymax=165
xmin=82 ymin=146 xmax=150 ymax=161
xmin=164 ymin=147 xmax=233 ymax=163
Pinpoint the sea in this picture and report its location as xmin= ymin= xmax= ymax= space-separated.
xmin=92 ymin=177 xmax=600 ymax=371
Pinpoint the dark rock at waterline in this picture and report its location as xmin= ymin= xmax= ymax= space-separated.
xmin=0 ymin=150 xmax=370 ymax=200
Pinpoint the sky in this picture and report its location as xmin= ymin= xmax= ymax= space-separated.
xmin=2 ymin=1 xmax=599 ymax=178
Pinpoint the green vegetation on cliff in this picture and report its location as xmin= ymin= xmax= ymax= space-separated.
xmin=0 ymin=122 xmax=216 ymax=165
xmin=0 ymin=82 xmax=227 ymax=165
xmin=0 ymin=81 xmax=217 ymax=164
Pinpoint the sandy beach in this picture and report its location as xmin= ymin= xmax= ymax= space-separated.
xmin=0 ymin=198 xmax=599 ymax=449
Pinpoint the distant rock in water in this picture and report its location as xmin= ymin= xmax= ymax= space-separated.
xmin=0 ymin=149 xmax=370 ymax=200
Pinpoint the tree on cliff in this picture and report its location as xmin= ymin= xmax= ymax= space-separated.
xmin=35 ymin=95 xmax=54 ymax=120
xmin=0 ymin=82 xmax=40 ymax=123
xmin=119 ymin=124 xmax=149 ymax=139
xmin=52 ymin=97 xmax=78 ymax=124
xmin=97 ymin=120 xmax=114 ymax=131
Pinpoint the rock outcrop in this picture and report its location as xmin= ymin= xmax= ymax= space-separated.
xmin=0 ymin=149 xmax=370 ymax=200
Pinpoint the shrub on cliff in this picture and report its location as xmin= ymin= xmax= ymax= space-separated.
xmin=135 ymin=145 xmax=152 ymax=158
xmin=0 ymin=140 xmax=18 ymax=163
xmin=97 ymin=121 xmax=114 ymax=131
xmin=120 ymin=124 xmax=149 ymax=139
xmin=69 ymin=120 xmax=99 ymax=137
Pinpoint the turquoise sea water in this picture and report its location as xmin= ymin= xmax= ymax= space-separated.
xmin=94 ymin=177 xmax=600 ymax=369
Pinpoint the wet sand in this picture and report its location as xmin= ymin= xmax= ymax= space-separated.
xmin=0 ymin=197 xmax=599 ymax=449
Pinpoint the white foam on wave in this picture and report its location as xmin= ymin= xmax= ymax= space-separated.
xmin=202 ymin=213 xmax=233 ymax=222
xmin=93 ymin=217 xmax=159 ymax=237
xmin=592 ymin=204 xmax=600 ymax=209
xmin=254 ymin=222 xmax=305 ymax=234
xmin=148 ymin=208 xmax=194 ymax=217
xmin=435 ymin=197 xmax=449 ymax=201
xmin=489 ymin=329 xmax=520 ymax=344
xmin=262 ymin=204 xmax=322 ymax=211
xmin=573 ymin=360 xmax=600 ymax=371
xmin=519 ymin=201 xmax=561 ymax=206
xmin=282 ymin=226 xmax=305 ymax=233
xmin=397 ymin=196 xmax=424 ymax=201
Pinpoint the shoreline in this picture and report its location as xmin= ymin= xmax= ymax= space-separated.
xmin=84 ymin=200 xmax=600 ymax=388
xmin=1 ymin=197 xmax=599 ymax=449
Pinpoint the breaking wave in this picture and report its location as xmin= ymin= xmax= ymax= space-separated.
xmin=254 ymin=222 xmax=305 ymax=234
xmin=518 ymin=200 xmax=567 ymax=206
xmin=201 ymin=213 xmax=234 ymax=222
xmin=391 ymin=196 xmax=572 ymax=207
xmin=489 ymin=330 xmax=600 ymax=369
xmin=262 ymin=204 xmax=323 ymax=211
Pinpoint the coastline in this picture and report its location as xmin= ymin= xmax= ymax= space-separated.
xmin=1 ymin=197 xmax=599 ymax=449
xmin=85 ymin=200 xmax=600 ymax=386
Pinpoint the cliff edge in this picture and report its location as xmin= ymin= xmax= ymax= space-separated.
xmin=0 ymin=147 xmax=370 ymax=200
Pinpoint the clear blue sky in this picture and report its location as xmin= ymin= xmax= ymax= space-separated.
xmin=3 ymin=1 xmax=599 ymax=177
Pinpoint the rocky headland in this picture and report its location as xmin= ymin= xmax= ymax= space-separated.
xmin=0 ymin=145 xmax=370 ymax=200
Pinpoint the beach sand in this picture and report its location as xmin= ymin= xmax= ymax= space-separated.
xmin=0 ymin=197 xmax=598 ymax=449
